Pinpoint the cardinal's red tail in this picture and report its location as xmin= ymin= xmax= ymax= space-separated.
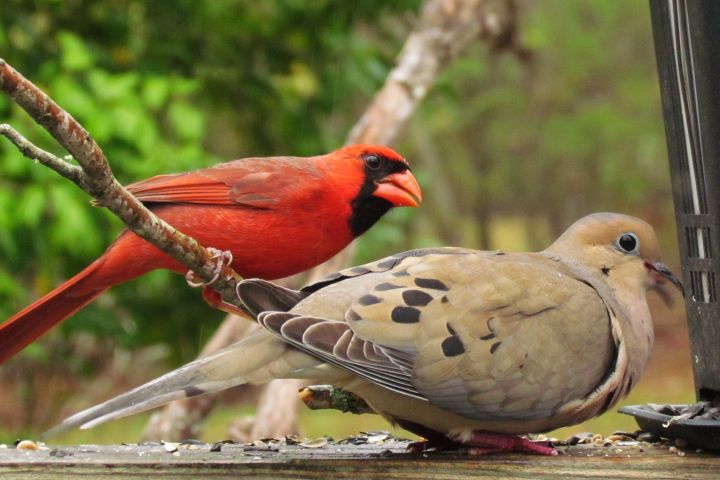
xmin=0 ymin=232 xmax=164 ymax=365
xmin=0 ymin=259 xmax=111 ymax=365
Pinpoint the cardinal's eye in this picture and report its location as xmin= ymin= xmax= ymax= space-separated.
xmin=365 ymin=154 xmax=383 ymax=170
xmin=616 ymin=232 xmax=640 ymax=254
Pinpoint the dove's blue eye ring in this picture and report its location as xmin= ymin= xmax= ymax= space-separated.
xmin=616 ymin=232 xmax=640 ymax=254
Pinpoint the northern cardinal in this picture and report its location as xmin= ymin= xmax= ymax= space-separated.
xmin=0 ymin=144 xmax=421 ymax=365
xmin=48 ymin=213 xmax=682 ymax=454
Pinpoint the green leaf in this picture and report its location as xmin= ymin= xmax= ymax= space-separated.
xmin=87 ymin=70 xmax=139 ymax=102
xmin=50 ymin=75 xmax=97 ymax=120
xmin=16 ymin=186 xmax=47 ymax=228
xmin=58 ymin=31 xmax=94 ymax=72
xmin=142 ymin=76 xmax=171 ymax=111
xmin=48 ymin=186 xmax=101 ymax=255
xmin=167 ymin=101 xmax=205 ymax=141
xmin=170 ymin=77 xmax=200 ymax=96
xmin=110 ymin=104 xmax=145 ymax=143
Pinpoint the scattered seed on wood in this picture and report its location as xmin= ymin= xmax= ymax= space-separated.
xmin=299 ymin=437 xmax=330 ymax=449
xmin=16 ymin=440 xmax=39 ymax=451
xmin=49 ymin=449 xmax=73 ymax=458
xmin=163 ymin=442 xmax=179 ymax=453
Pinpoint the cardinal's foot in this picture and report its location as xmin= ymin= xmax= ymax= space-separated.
xmin=449 ymin=431 xmax=558 ymax=456
xmin=185 ymin=248 xmax=233 ymax=287
xmin=202 ymin=286 xmax=249 ymax=317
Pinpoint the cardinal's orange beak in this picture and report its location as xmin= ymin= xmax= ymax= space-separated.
xmin=373 ymin=170 xmax=422 ymax=207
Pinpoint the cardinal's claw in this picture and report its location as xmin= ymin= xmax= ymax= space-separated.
xmin=201 ymin=287 xmax=249 ymax=317
xmin=185 ymin=248 xmax=233 ymax=288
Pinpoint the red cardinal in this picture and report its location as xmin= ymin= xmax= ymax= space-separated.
xmin=0 ymin=144 xmax=421 ymax=365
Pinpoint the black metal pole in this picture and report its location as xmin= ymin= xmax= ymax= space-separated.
xmin=649 ymin=0 xmax=720 ymax=401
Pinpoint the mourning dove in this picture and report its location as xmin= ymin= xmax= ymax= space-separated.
xmin=48 ymin=213 xmax=682 ymax=455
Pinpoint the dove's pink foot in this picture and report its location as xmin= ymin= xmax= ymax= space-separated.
xmin=450 ymin=431 xmax=558 ymax=456
xmin=397 ymin=420 xmax=556 ymax=456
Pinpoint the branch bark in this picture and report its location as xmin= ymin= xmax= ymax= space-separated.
xmin=0 ymin=124 xmax=86 ymax=185
xmin=0 ymin=60 xmax=242 ymax=306
xmin=299 ymin=385 xmax=373 ymax=415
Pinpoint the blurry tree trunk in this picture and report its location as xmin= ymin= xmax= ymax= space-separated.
xmin=468 ymin=108 xmax=494 ymax=251
xmin=141 ymin=316 xmax=258 ymax=441
xmin=230 ymin=379 xmax=303 ymax=442
xmin=142 ymin=0 xmax=521 ymax=442
xmin=410 ymin=124 xmax=464 ymax=246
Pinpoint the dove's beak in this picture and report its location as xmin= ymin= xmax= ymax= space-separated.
xmin=645 ymin=260 xmax=684 ymax=305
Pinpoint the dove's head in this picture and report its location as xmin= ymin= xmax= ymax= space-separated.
xmin=545 ymin=212 xmax=683 ymax=303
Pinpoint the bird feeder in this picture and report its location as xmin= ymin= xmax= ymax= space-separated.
xmin=619 ymin=0 xmax=720 ymax=449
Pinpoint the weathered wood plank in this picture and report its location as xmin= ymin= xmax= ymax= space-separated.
xmin=0 ymin=441 xmax=717 ymax=480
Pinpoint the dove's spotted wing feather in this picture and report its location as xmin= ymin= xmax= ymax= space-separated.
xmin=300 ymin=247 xmax=472 ymax=294
xmin=258 ymin=312 xmax=425 ymax=399
xmin=407 ymin=254 xmax=617 ymax=421
xmin=295 ymin=248 xmax=475 ymax=351
xmin=239 ymin=250 xmax=474 ymax=401
xmin=271 ymin=251 xmax=620 ymax=422
xmin=238 ymin=280 xmax=309 ymax=317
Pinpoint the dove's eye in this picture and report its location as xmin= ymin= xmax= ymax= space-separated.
xmin=616 ymin=232 xmax=640 ymax=255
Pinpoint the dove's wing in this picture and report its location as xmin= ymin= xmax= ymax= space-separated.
xmin=249 ymin=250 xmax=620 ymax=422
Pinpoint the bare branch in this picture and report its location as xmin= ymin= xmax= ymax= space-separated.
xmin=347 ymin=0 xmax=517 ymax=145
xmin=0 ymin=123 xmax=86 ymax=187
xmin=0 ymin=60 xmax=110 ymax=187
xmin=0 ymin=59 xmax=242 ymax=305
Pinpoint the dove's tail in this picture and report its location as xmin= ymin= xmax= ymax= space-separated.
xmin=45 ymin=329 xmax=316 ymax=438
xmin=46 ymin=278 xmax=320 ymax=438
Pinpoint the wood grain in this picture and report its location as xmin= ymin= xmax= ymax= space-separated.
xmin=0 ymin=441 xmax=716 ymax=480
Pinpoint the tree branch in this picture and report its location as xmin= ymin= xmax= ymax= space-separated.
xmin=298 ymin=385 xmax=373 ymax=415
xmin=347 ymin=0 xmax=517 ymax=145
xmin=0 ymin=124 xmax=86 ymax=186
xmin=0 ymin=59 xmax=242 ymax=305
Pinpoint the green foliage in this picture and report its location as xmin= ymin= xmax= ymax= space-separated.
xmin=0 ymin=0 xmax=421 ymax=371
xmin=0 ymin=26 xmax=221 ymax=363
xmin=411 ymin=0 xmax=670 ymax=250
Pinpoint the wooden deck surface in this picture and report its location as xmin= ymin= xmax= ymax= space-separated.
xmin=0 ymin=438 xmax=717 ymax=480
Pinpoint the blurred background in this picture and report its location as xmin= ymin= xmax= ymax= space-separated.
xmin=0 ymin=0 xmax=692 ymax=443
